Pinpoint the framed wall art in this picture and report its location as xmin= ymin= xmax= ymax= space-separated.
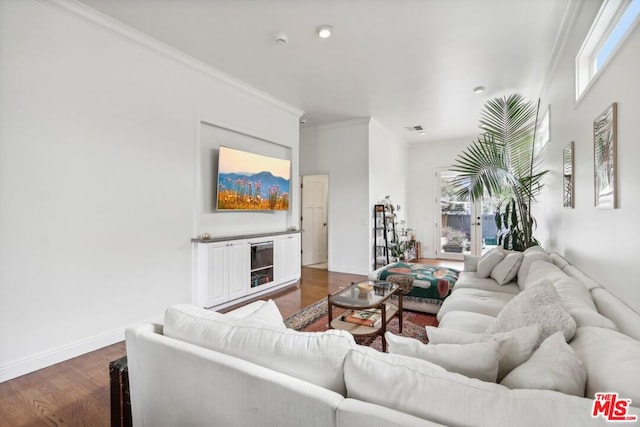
xmin=593 ymin=103 xmax=617 ymax=208
xmin=563 ymin=141 xmax=574 ymax=208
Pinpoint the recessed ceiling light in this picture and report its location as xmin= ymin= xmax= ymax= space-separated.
xmin=316 ymin=25 xmax=334 ymax=39
xmin=473 ymin=86 xmax=486 ymax=94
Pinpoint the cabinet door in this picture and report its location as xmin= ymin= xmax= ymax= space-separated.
xmin=227 ymin=241 xmax=249 ymax=300
xmin=286 ymin=233 xmax=301 ymax=280
xmin=276 ymin=234 xmax=301 ymax=283
xmin=207 ymin=242 xmax=229 ymax=307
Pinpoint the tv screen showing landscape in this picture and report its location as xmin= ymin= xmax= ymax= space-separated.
xmin=217 ymin=146 xmax=291 ymax=211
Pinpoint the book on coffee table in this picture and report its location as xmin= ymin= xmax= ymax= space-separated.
xmin=341 ymin=308 xmax=382 ymax=327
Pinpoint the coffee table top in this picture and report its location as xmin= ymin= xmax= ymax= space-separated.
xmin=329 ymin=280 xmax=398 ymax=309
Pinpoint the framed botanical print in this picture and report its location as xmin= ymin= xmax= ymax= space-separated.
xmin=593 ymin=103 xmax=617 ymax=208
xmin=563 ymin=141 xmax=574 ymax=208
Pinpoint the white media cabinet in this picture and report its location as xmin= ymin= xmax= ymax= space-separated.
xmin=192 ymin=231 xmax=301 ymax=309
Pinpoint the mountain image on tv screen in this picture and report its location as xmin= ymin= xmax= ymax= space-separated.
xmin=217 ymin=146 xmax=291 ymax=211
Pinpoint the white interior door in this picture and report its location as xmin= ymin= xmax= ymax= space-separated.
xmin=301 ymin=174 xmax=328 ymax=266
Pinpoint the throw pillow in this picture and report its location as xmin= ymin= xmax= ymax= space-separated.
xmin=486 ymin=280 xmax=576 ymax=346
xmin=501 ymin=332 xmax=586 ymax=397
xmin=476 ymin=248 xmax=505 ymax=278
xmin=426 ymin=324 xmax=540 ymax=380
xmin=570 ymin=326 xmax=640 ymax=404
xmin=385 ymin=332 xmax=500 ymax=382
xmin=235 ymin=299 xmax=286 ymax=329
xmin=490 ymin=251 xmax=523 ymax=285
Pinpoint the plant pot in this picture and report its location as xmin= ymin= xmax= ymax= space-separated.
xmin=443 ymin=244 xmax=463 ymax=253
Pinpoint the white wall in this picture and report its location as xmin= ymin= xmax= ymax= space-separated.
xmin=300 ymin=120 xmax=370 ymax=274
xmin=407 ymin=137 xmax=473 ymax=257
xmin=368 ymin=118 xmax=409 ymax=267
xmin=536 ymin=1 xmax=640 ymax=312
xmin=0 ymin=0 xmax=301 ymax=381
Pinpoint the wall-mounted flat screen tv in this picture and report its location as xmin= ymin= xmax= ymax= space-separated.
xmin=217 ymin=146 xmax=291 ymax=211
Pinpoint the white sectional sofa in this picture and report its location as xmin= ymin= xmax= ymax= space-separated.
xmin=125 ymin=249 xmax=640 ymax=426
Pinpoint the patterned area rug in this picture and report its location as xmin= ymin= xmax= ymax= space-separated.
xmin=284 ymin=298 xmax=438 ymax=351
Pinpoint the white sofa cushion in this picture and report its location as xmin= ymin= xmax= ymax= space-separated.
xmin=344 ymin=346 xmax=610 ymax=427
xmin=452 ymin=272 xmax=520 ymax=295
xmin=163 ymin=301 xmax=286 ymax=352
xmin=553 ymin=277 xmax=617 ymax=330
xmin=562 ymin=265 xmax=601 ymax=291
xmin=490 ymin=251 xmax=523 ymax=285
xmin=463 ymin=255 xmax=479 ymax=272
xmin=517 ymin=250 xmax=552 ymax=289
xmin=437 ymin=311 xmax=496 ymax=333
xmin=223 ymin=325 xmax=356 ymax=395
xmin=486 ymin=279 xmax=577 ymax=345
xmin=591 ymin=288 xmax=640 ymax=340
xmin=164 ymin=304 xmax=241 ymax=350
xmin=234 ymin=299 xmax=287 ymax=328
xmin=426 ymin=325 xmax=540 ymax=380
xmin=437 ymin=288 xmax=514 ymax=321
xmin=550 ymin=252 xmax=570 ymax=269
xmin=385 ymin=332 xmax=500 ymax=382
xmin=164 ymin=302 xmax=355 ymax=395
xmin=523 ymin=259 xmax=567 ymax=290
xmin=224 ymin=299 xmax=267 ymax=320
xmin=501 ymin=332 xmax=586 ymax=397
xmin=570 ymin=326 xmax=640 ymax=404
xmin=477 ymin=247 xmax=505 ymax=278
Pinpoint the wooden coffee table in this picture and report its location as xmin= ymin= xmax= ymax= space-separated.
xmin=327 ymin=280 xmax=402 ymax=352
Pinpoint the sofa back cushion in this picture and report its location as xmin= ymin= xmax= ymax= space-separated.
xmin=591 ymin=288 xmax=640 ymax=340
xmin=522 ymin=260 xmax=567 ymax=290
xmin=570 ymin=326 xmax=640 ymax=405
xmin=164 ymin=303 xmax=356 ymax=395
xmin=554 ymin=278 xmax=617 ymax=330
xmin=517 ymin=250 xmax=552 ymax=289
xmin=223 ymin=325 xmax=356 ymax=395
xmin=164 ymin=301 xmax=287 ymax=350
xmin=344 ymin=346 xmax=609 ymax=427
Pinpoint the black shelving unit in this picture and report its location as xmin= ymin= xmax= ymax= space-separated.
xmin=373 ymin=204 xmax=396 ymax=269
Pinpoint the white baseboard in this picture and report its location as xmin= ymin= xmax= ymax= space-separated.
xmin=0 ymin=314 xmax=163 ymax=383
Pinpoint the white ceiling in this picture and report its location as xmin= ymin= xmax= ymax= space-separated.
xmin=77 ymin=0 xmax=572 ymax=143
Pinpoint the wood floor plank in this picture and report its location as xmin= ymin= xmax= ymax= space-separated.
xmin=0 ymin=260 xmax=461 ymax=426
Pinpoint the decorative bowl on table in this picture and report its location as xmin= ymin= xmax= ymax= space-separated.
xmin=357 ymin=282 xmax=374 ymax=292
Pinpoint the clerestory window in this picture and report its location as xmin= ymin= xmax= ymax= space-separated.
xmin=575 ymin=0 xmax=640 ymax=101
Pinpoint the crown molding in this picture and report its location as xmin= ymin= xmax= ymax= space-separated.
xmin=38 ymin=0 xmax=304 ymax=118
xmin=540 ymin=0 xmax=584 ymax=100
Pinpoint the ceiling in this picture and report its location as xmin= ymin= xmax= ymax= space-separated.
xmin=77 ymin=0 xmax=572 ymax=143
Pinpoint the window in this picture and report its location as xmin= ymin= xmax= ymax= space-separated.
xmin=576 ymin=0 xmax=640 ymax=101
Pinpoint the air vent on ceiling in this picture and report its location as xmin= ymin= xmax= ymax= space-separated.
xmin=404 ymin=125 xmax=424 ymax=132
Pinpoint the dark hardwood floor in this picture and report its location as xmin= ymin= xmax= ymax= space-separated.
xmin=0 ymin=259 xmax=461 ymax=426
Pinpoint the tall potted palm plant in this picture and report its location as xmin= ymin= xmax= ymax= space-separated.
xmin=450 ymin=94 xmax=548 ymax=250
